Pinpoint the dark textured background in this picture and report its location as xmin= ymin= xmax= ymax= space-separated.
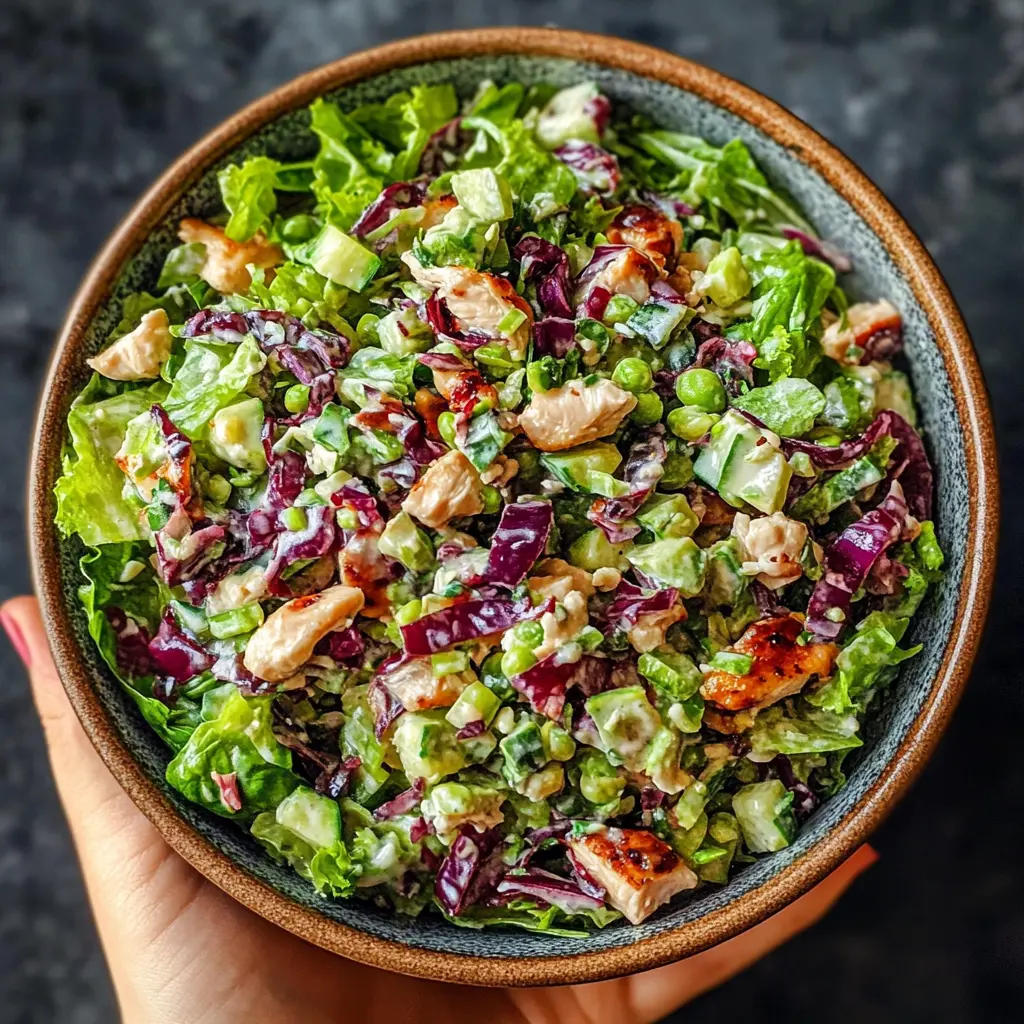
xmin=1 ymin=2 xmax=1021 ymax=1021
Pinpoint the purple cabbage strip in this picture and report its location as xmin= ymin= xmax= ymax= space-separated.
xmin=584 ymin=94 xmax=612 ymax=135
xmin=604 ymin=580 xmax=679 ymax=631
xmin=513 ymin=236 xmax=573 ymax=319
xmin=264 ymin=503 xmax=336 ymax=591
xmin=322 ymin=626 xmax=365 ymax=665
xmin=772 ymin=754 xmax=819 ymax=819
xmin=587 ymin=433 xmax=668 ymax=543
xmin=417 ymin=351 xmax=470 ymax=372
xmin=779 ymin=225 xmax=853 ymax=274
xmin=434 ymin=826 xmax=505 ymax=916
xmin=351 ymin=181 xmax=428 ymax=238
xmin=782 ymin=410 xmax=932 ymax=520
xmin=400 ymin=596 xmax=548 ymax=657
xmin=369 ymin=673 xmax=406 ymax=739
xmin=509 ymin=650 xmax=610 ymax=721
xmin=860 ymin=324 xmax=904 ymax=364
xmin=554 ymin=140 xmax=620 ymax=195
xmin=373 ymin=777 xmax=426 ymax=820
xmin=495 ymin=868 xmax=606 ymax=914
xmin=148 ymin=613 xmax=214 ymax=682
xmin=806 ymin=481 xmax=909 ymax=640
xmin=106 ymin=608 xmax=154 ymax=677
xmin=483 ymin=501 xmax=554 ymax=588
xmin=642 ymin=190 xmax=697 ymax=220
xmin=419 ymin=117 xmax=471 ymax=177
xmin=154 ymin=523 xmax=227 ymax=588
xmin=456 ymin=719 xmax=489 ymax=741
xmin=532 ymin=317 xmax=577 ymax=358
xmin=694 ymin=336 xmax=758 ymax=392
xmin=277 ymin=345 xmax=327 ymax=385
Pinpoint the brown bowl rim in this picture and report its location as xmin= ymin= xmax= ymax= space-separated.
xmin=28 ymin=27 xmax=999 ymax=987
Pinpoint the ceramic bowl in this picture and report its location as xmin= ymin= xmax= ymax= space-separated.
xmin=28 ymin=28 xmax=998 ymax=986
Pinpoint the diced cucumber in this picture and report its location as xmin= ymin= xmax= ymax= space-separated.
xmin=567 ymin=527 xmax=632 ymax=572
xmin=302 ymin=223 xmax=380 ymax=291
xmin=625 ymin=300 xmax=695 ymax=350
xmin=445 ymin=680 xmax=501 ymax=729
xmin=790 ymin=452 xmax=887 ymax=523
xmin=637 ymin=493 xmax=699 ymax=539
xmin=540 ymin=442 xmax=624 ymax=494
xmin=391 ymin=711 xmax=466 ymax=784
xmin=207 ymin=602 xmax=264 ymax=639
xmin=626 ymin=537 xmax=706 ymax=595
xmin=378 ymin=511 xmax=435 ymax=572
xmin=693 ymin=410 xmax=758 ymax=491
xmin=732 ymin=779 xmax=797 ymax=853
xmin=275 ymin=786 xmax=342 ymax=849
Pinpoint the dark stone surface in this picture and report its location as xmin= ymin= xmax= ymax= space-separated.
xmin=0 ymin=2 xmax=1019 ymax=1021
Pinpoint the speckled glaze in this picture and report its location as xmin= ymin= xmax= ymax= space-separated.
xmin=28 ymin=30 xmax=998 ymax=987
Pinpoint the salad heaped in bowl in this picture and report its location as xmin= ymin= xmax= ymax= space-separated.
xmin=56 ymin=78 xmax=944 ymax=934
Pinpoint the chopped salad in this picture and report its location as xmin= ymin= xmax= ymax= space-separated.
xmin=56 ymin=79 xmax=944 ymax=933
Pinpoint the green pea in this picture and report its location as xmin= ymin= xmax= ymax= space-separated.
xmin=513 ymin=620 xmax=545 ymax=650
xmin=501 ymin=646 xmax=538 ymax=679
xmin=603 ymin=294 xmax=639 ymax=325
xmin=280 ymin=505 xmax=307 ymax=532
xmin=675 ymin=368 xmax=726 ymax=413
xmin=283 ymin=384 xmax=310 ymax=415
xmin=611 ymin=357 xmax=654 ymax=394
xmin=481 ymin=484 xmax=502 ymax=514
xmin=280 ymin=213 xmax=319 ymax=244
xmin=437 ymin=411 xmax=457 ymax=447
xmin=630 ymin=391 xmax=664 ymax=426
xmin=668 ymin=406 xmax=719 ymax=442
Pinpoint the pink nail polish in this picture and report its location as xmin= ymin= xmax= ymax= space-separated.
xmin=0 ymin=611 xmax=31 ymax=668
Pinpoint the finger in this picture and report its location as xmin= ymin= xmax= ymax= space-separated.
xmin=621 ymin=843 xmax=879 ymax=1023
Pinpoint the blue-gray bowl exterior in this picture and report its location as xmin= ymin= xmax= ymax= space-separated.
xmin=59 ymin=55 xmax=964 ymax=959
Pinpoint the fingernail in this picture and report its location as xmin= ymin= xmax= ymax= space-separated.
xmin=1 ymin=610 xmax=31 ymax=668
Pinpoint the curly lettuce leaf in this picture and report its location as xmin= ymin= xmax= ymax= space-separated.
xmin=440 ymin=898 xmax=621 ymax=936
xmin=166 ymin=687 xmax=300 ymax=819
xmin=78 ymin=543 xmax=205 ymax=751
xmin=749 ymin=702 xmax=863 ymax=757
xmin=634 ymin=134 xmax=814 ymax=234
xmin=218 ymin=155 xmax=282 ymax=242
xmin=808 ymin=612 xmax=922 ymax=716
xmin=163 ymin=334 xmax=266 ymax=437
xmin=55 ymin=380 xmax=168 ymax=545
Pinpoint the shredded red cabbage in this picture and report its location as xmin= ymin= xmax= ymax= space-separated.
xmin=779 ymin=226 xmax=853 ymax=274
xmin=604 ymin=580 xmax=679 ymax=631
xmin=148 ymin=612 xmax=215 ymax=681
xmin=533 ymin=317 xmax=577 ymax=357
xmin=434 ymin=826 xmax=505 ymax=916
xmin=783 ymin=410 xmax=932 ymax=520
xmin=419 ymin=117 xmax=470 ymax=177
xmin=265 ymin=504 xmax=336 ymax=593
xmin=373 ymin=777 xmax=426 ymax=820
xmin=513 ymin=236 xmax=573 ymax=319
xmin=351 ymin=181 xmax=428 ymax=238
xmin=401 ymin=596 xmax=547 ymax=657
xmin=105 ymin=608 xmax=154 ymax=677
xmin=554 ymin=140 xmax=620 ymax=195
xmin=806 ymin=481 xmax=909 ymax=639
xmin=587 ymin=433 xmax=668 ymax=542
xmin=211 ymin=771 xmax=243 ymax=812
xmin=694 ymin=336 xmax=758 ymax=392
xmin=495 ymin=867 xmax=606 ymax=914
xmin=483 ymin=501 xmax=553 ymax=588
xmin=369 ymin=674 xmax=406 ymax=739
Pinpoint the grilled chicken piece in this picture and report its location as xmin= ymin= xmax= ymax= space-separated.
xmin=568 ymin=826 xmax=698 ymax=925
xmin=379 ymin=656 xmax=467 ymax=711
xmin=402 ymin=450 xmax=485 ymax=528
xmin=731 ymin=512 xmax=808 ymax=591
xmin=574 ymin=247 xmax=659 ymax=309
xmin=821 ymin=299 xmax=902 ymax=365
xmin=87 ymin=309 xmax=173 ymax=381
xmin=178 ymin=218 xmax=282 ymax=296
xmin=700 ymin=615 xmax=838 ymax=712
xmin=606 ymin=204 xmax=684 ymax=274
xmin=402 ymin=253 xmax=534 ymax=359
xmin=243 ymin=586 xmax=364 ymax=683
xmin=519 ymin=378 xmax=636 ymax=452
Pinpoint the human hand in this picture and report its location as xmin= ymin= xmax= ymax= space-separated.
xmin=3 ymin=595 xmax=876 ymax=1024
